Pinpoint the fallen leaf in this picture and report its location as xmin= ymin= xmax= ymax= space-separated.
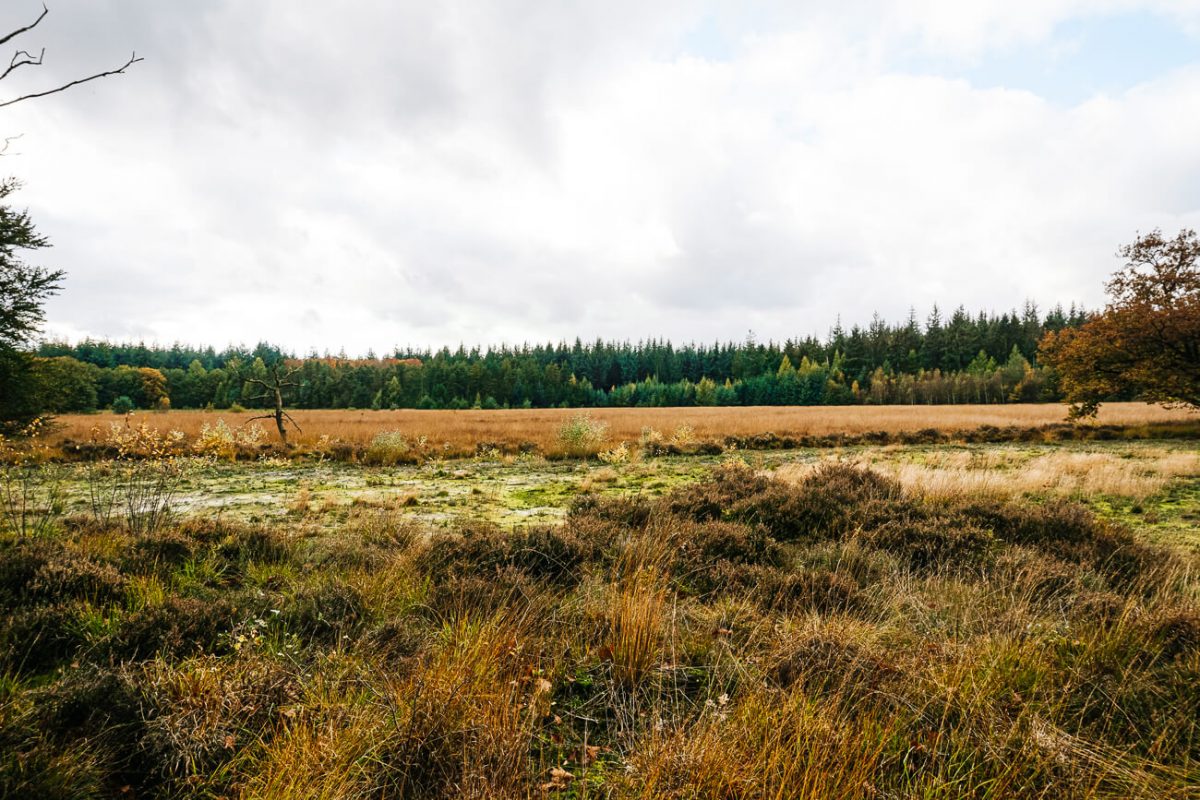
xmin=542 ymin=766 xmax=575 ymax=792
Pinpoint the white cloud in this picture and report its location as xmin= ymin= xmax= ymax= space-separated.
xmin=0 ymin=0 xmax=1198 ymax=353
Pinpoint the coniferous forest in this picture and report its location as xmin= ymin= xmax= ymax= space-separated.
xmin=29 ymin=303 xmax=1089 ymax=412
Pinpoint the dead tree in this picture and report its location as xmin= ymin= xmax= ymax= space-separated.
xmin=241 ymin=363 xmax=303 ymax=446
xmin=0 ymin=4 xmax=141 ymax=111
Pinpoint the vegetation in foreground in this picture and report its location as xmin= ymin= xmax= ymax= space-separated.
xmin=1 ymin=459 xmax=1197 ymax=798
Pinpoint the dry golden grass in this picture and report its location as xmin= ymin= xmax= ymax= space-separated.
xmin=775 ymin=446 xmax=1200 ymax=501
xmin=45 ymin=402 xmax=1196 ymax=456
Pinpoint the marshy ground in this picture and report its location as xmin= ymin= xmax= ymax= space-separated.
xmin=44 ymin=438 xmax=1200 ymax=548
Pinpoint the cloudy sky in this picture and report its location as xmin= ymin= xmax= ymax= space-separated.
xmin=3 ymin=1 xmax=1199 ymax=354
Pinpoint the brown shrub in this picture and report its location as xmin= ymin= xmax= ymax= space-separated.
xmin=0 ymin=602 xmax=91 ymax=673
xmin=27 ymin=555 xmax=126 ymax=605
xmin=424 ymin=565 xmax=536 ymax=621
xmin=770 ymin=632 xmax=896 ymax=698
xmin=1144 ymin=607 xmax=1200 ymax=663
xmin=112 ymin=597 xmax=236 ymax=660
xmin=568 ymin=493 xmax=655 ymax=529
xmin=421 ymin=521 xmax=609 ymax=587
xmin=123 ymin=531 xmax=196 ymax=573
xmin=282 ymin=581 xmax=368 ymax=644
xmin=669 ymin=462 xmax=904 ymax=544
xmin=962 ymin=499 xmax=1172 ymax=591
xmin=860 ymin=516 xmax=995 ymax=573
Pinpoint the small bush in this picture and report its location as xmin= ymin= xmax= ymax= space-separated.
xmin=0 ymin=541 xmax=52 ymax=607
xmin=283 ymin=581 xmax=367 ymax=644
xmin=111 ymin=396 xmax=134 ymax=415
xmin=111 ymin=597 xmax=235 ymax=660
xmin=759 ymin=568 xmax=863 ymax=614
xmin=668 ymin=520 xmax=784 ymax=594
xmin=557 ymin=413 xmax=609 ymax=457
xmin=216 ymin=525 xmax=294 ymax=566
xmin=0 ymin=602 xmax=91 ymax=673
xmin=420 ymin=521 xmax=606 ymax=587
xmin=861 ymin=516 xmax=995 ymax=573
xmin=569 ymin=493 xmax=654 ymax=529
xmin=28 ymin=556 xmax=126 ymax=605
xmin=770 ymin=632 xmax=895 ymax=697
xmin=669 ymin=462 xmax=905 ymax=544
xmin=424 ymin=565 xmax=536 ymax=620
xmin=124 ymin=531 xmax=196 ymax=573
xmin=1143 ymin=606 xmax=1200 ymax=663
xmin=363 ymin=430 xmax=414 ymax=465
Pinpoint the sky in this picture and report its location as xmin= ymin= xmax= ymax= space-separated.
xmin=2 ymin=0 xmax=1199 ymax=355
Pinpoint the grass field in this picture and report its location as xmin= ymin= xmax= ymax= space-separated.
xmin=2 ymin=431 xmax=1199 ymax=797
xmin=44 ymin=402 xmax=1199 ymax=459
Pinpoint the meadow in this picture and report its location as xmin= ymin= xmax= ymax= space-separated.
xmin=1 ymin=413 xmax=1199 ymax=798
xmin=43 ymin=402 xmax=1200 ymax=460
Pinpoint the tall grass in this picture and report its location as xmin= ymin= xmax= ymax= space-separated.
xmin=40 ymin=402 xmax=1198 ymax=460
xmin=774 ymin=447 xmax=1200 ymax=501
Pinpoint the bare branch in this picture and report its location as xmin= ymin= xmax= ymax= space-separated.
xmin=0 ymin=51 xmax=142 ymax=109
xmin=281 ymin=410 xmax=303 ymax=432
xmin=0 ymin=4 xmax=48 ymax=49
xmin=1 ymin=48 xmax=44 ymax=82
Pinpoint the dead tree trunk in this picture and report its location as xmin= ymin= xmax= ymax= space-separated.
xmin=242 ymin=363 xmax=301 ymax=446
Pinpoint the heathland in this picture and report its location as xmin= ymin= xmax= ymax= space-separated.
xmin=41 ymin=401 xmax=1200 ymax=460
xmin=1 ymin=408 xmax=1198 ymax=798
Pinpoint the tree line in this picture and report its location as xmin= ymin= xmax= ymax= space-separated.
xmin=27 ymin=302 xmax=1087 ymax=413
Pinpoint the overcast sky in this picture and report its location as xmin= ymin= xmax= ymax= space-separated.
xmin=3 ymin=1 xmax=1199 ymax=354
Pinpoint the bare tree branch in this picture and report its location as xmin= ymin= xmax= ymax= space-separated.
xmin=0 ymin=52 xmax=142 ymax=109
xmin=1 ymin=48 xmax=44 ymax=82
xmin=0 ymin=4 xmax=47 ymax=49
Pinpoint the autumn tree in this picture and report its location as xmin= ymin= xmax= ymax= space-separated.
xmin=1040 ymin=229 xmax=1200 ymax=417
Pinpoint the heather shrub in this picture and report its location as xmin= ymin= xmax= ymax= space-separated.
xmin=111 ymin=597 xmax=236 ymax=660
xmin=420 ymin=521 xmax=607 ymax=587
xmin=569 ymin=492 xmax=655 ymax=529
xmin=27 ymin=555 xmax=126 ymax=605
xmin=424 ymin=564 xmax=536 ymax=620
xmin=0 ymin=602 xmax=91 ymax=672
xmin=1142 ymin=606 xmax=1200 ymax=664
xmin=124 ymin=530 xmax=196 ymax=573
xmin=770 ymin=631 xmax=896 ymax=697
xmin=282 ymin=580 xmax=367 ymax=644
xmin=215 ymin=524 xmax=294 ymax=566
xmin=860 ymin=516 xmax=995 ymax=573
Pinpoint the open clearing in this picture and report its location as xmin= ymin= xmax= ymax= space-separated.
xmin=45 ymin=438 xmax=1200 ymax=550
xmin=45 ymin=401 xmax=1196 ymax=455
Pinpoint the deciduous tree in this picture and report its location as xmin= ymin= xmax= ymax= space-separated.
xmin=1040 ymin=229 xmax=1200 ymax=417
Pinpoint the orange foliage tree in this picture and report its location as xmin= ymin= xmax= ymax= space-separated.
xmin=1040 ymin=229 xmax=1200 ymax=417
